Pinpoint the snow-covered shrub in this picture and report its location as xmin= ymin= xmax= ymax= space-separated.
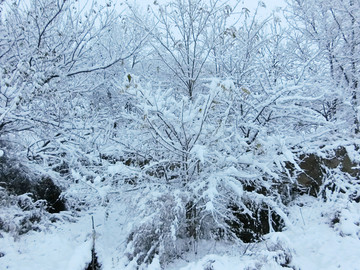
xmin=226 ymin=199 xmax=285 ymax=243
xmin=34 ymin=177 xmax=66 ymax=213
xmin=0 ymin=190 xmax=48 ymax=237
xmin=0 ymin=156 xmax=33 ymax=197
xmin=116 ymin=76 xmax=300 ymax=266
xmin=0 ymin=151 xmax=69 ymax=237
xmin=317 ymin=193 xmax=360 ymax=242
xmin=294 ymin=144 xmax=360 ymax=242
xmin=287 ymin=143 xmax=360 ymax=201
xmin=331 ymin=202 xmax=360 ymax=239
xmin=319 ymin=148 xmax=360 ymax=239
xmin=322 ymin=167 xmax=359 ymax=203
xmin=0 ymin=154 xmax=66 ymax=212
xmin=189 ymin=173 xmax=288 ymax=244
xmin=319 ymin=145 xmax=360 ymax=202
xmin=124 ymin=178 xmax=290 ymax=267
xmin=124 ymin=183 xmax=285 ymax=266
xmin=263 ymin=233 xmax=295 ymax=268
xmin=0 ymin=0 xmax=138 ymax=218
xmin=125 ymin=188 xmax=189 ymax=266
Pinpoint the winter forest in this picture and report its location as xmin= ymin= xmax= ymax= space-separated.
xmin=0 ymin=0 xmax=359 ymax=269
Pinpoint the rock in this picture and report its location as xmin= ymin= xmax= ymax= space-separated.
xmin=297 ymin=154 xmax=324 ymax=196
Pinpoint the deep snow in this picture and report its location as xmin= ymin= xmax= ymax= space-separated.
xmin=1 ymin=195 xmax=359 ymax=270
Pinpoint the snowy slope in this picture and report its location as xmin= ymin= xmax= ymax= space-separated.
xmin=283 ymin=196 xmax=360 ymax=270
xmin=0 ymin=201 xmax=133 ymax=270
xmin=1 ymin=195 xmax=359 ymax=270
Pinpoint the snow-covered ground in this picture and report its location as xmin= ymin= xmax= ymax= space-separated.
xmin=0 ymin=201 xmax=133 ymax=270
xmin=1 ymin=195 xmax=359 ymax=270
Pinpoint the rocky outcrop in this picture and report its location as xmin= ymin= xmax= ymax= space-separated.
xmin=297 ymin=147 xmax=359 ymax=197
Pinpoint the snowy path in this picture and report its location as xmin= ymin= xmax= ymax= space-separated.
xmin=0 ymin=202 xmax=132 ymax=270
xmin=1 ymin=212 xmax=95 ymax=270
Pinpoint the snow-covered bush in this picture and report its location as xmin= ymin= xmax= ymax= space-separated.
xmin=263 ymin=232 xmax=295 ymax=268
xmin=0 ymin=0 xmax=140 ymax=215
xmin=0 ymin=190 xmax=47 ymax=237
xmin=125 ymin=188 xmax=189 ymax=266
xmin=320 ymin=145 xmax=359 ymax=201
xmin=331 ymin=202 xmax=360 ymax=239
xmin=124 ymin=176 xmax=290 ymax=266
xmin=314 ymin=145 xmax=360 ymax=241
xmin=116 ymin=76 xmax=299 ymax=267
xmin=0 ymin=152 xmax=66 ymax=211
xmin=0 ymin=148 xmax=70 ymax=238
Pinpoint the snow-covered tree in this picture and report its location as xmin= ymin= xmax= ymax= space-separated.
xmin=0 ymin=0 xmax=145 ymax=209
xmin=128 ymin=0 xmax=244 ymax=98
xmin=1 ymin=0 xmax=359 ymax=268
xmin=285 ymin=0 xmax=360 ymax=134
